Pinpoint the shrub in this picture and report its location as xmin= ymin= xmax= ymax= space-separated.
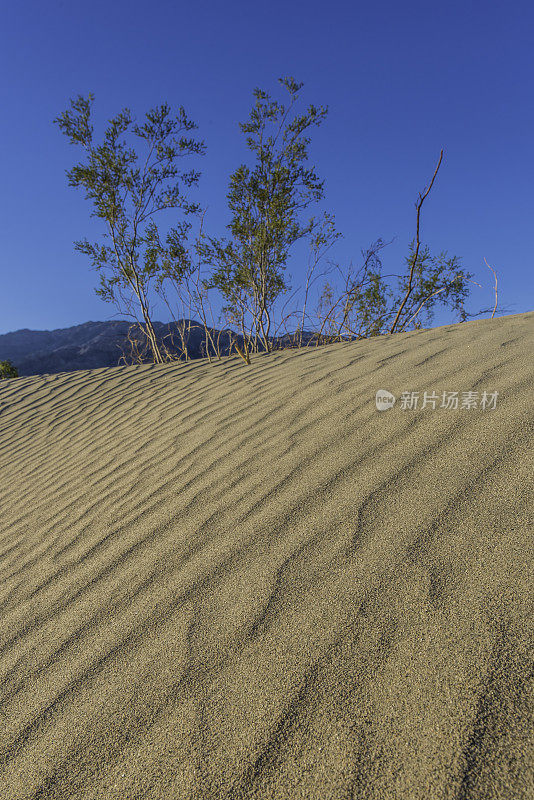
xmin=0 ymin=360 xmax=19 ymax=379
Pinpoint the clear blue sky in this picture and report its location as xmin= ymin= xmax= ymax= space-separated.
xmin=1 ymin=0 xmax=532 ymax=334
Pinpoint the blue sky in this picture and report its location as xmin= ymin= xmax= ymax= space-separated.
xmin=1 ymin=0 xmax=532 ymax=334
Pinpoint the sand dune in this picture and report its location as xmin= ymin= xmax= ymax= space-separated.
xmin=0 ymin=312 xmax=532 ymax=799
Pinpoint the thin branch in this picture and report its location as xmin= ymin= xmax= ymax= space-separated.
xmin=390 ymin=149 xmax=444 ymax=334
xmin=483 ymin=257 xmax=498 ymax=318
xmin=399 ymin=287 xmax=447 ymax=331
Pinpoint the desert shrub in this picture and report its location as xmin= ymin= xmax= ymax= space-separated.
xmin=0 ymin=360 xmax=18 ymax=379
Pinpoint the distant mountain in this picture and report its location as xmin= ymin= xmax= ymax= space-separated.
xmin=0 ymin=320 xmax=319 ymax=376
xmin=0 ymin=320 xmax=241 ymax=376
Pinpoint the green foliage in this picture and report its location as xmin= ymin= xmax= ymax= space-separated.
xmin=54 ymin=94 xmax=205 ymax=363
xmin=0 ymin=360 xmax=18 ymax=379
xmin=390 ymin=239 xmax=473 ymax=331
xmin=311 ymin=148 xmax=474 ymax=343
xmin=312 ymin=233 xmax=472 ymax=342
xmin=52 ymin=83 xmax=479 ymax=368
xmin=198 ymin=76 xmax=332 ymax=355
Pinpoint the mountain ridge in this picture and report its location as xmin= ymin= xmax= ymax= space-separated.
xmin=0 ymin=320 xmax=236 ymax=375
xmin=0 ymin=319 xmax=322 ymax=376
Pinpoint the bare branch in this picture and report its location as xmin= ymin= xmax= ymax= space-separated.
xmin=484 ymin=257 xmax=498 ymax=318
xmin=390 ymin=149 xmax=444 ymax=334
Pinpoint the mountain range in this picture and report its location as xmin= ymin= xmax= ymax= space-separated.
xmin=0 ymin=320 xmax=242 ymax=376
xmin=0 ymin=320 xmax=319 ymax=376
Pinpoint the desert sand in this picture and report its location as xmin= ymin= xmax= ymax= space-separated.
xmin=0 ymin=311 xmax=532 ymax=799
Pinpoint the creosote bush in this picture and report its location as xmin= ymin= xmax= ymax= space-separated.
xmin=54 ymin=94 xmax=205 ymax=365
xmin=0 ymin=360 xmax=19 ymax=379
xmin=55 ymin=77 xmax=502 ymax=368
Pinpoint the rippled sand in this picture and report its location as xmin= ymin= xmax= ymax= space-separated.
xmin=0 ymin=312 xmax=532 ymax=799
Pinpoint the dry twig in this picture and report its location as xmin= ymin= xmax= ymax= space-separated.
xmin=483 ymin=258 xmax=498 ymax=318
xmin=390 ymin=149 xmax=444 ymax=334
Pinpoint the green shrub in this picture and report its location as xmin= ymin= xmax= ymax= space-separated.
xmin=0 ymin=360 xmax=19 ymax=379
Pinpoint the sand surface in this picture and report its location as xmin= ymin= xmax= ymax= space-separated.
xmin=0 ymin=312 xmax=533 ymax=799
